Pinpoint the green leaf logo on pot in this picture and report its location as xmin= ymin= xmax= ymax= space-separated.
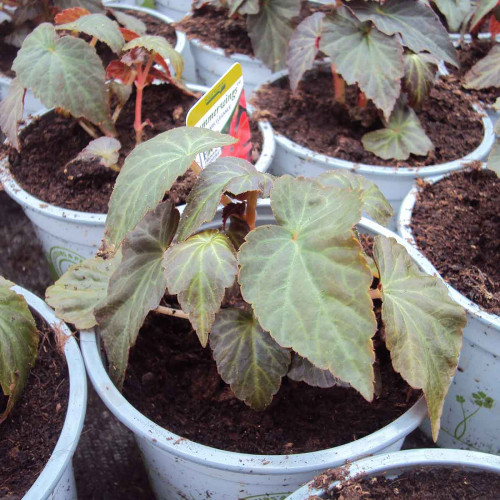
xmin=46 ymin=126 xmax=467 ymax=441
xmin=454 ymin=392 xmax=495 ymax=441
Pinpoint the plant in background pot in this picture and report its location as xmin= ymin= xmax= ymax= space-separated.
xmin=0 ymin=278 xmax=87 ymax=499
xmin=176 ymin=0 xmax=301 ymax=94
xmin=253 ymin=0 xmax=494 ymax=222
xmin=46 ymin=126 xmax=466 ymax=498
xmin=398 ymin=142 xmax=499 ymax=453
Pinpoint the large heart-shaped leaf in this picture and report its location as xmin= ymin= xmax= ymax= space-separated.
xmin=432 ymin=0 xmax=470 ymax=32
xmin=316 ymin=170 xmax=393 ymax=226
xmin=55 ymin=0 xmax=104 ymax=13
xmin=373 ymin=236 xmax=466 ymax=441
xmin=177 ymin=157 xmax=274 ymax=241
xmin=348 ymin=0 xmax=458 ymax=67
xmin=487 ymin=139 xmax=500 ymax=176
xmin=287 ymin=354 xmax=350 ymax=389
xmin=403 ymin=52 xmax=438 ymax=108
xmin=12 ymin=23 xmax=112 ymax=131
xmin=246 ymin=0 xmax=301 ymax=71
xmin=239 ymin=176 xmax=377 ymax=400
xmin=362 ymin=103 xmax=433 ymax=160
xmin=464 ymin=45 xmax=500 ymax=89
xmin=163 ymin=230 xmax=238 ymax=346
xmin=210 ymin=308 xmax=290 ymax=410
xmin=0 ymin=77 xmax=25 ymax=150
xmin=111 ymin=9 xmax=147 ymax=35
xmin=96 ymin=201 xmax=179 ymax=388
xmin=105 ymin=127 xmax=235 ymax=251
xmin=123 ymin=35 xmax=184 ymax=78
xmin=320 ymin=7 xmax=404 ymax=120
xmin=45 ymin=255 xmax=121 ymax=330
xmin=0 ymin=277 xmax=38 ymax=423
xmin=287 ymin=12 xmax=325 ymax=93
xmin=56 ymin=13 xmax=125 ymax=54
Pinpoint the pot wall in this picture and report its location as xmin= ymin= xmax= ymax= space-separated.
xmin=398 ymin=176 xmax=500 ymax=454
xmin=156 ymin=0 xmax=192 ymax=21
xmin=81 ymin=202 xmax=428 ymax=499
xmin=12 ymin=286 xmax=87 ymax=500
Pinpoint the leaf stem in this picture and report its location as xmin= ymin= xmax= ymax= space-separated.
xmin=358 ymin=91 xmax=368 ymax=108
xmin=245 ymin=191 xmax=258 ymax=230
xmin=133 ymin=52 xmax=156 ymax=145
xmin=331 ymin=64 xmax=345 ymax=105
xmin=155 ymin=305 xmax=190 ymax=320
xmin=77 ymin=119 xmax=99 ymax=139
xmin=369 ymin=288 xmax=382 ymax=300
xmin=89 ymin=36 xmax=98 ymax=48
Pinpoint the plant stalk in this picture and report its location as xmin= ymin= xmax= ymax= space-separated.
xmin=133 ymin=53 xmax=156 ymax=145
xmin=155 ymin=305 xmax=190 ymax=320
xmin=331 ymin=64 xmax=345 ymax=105
xmin=245 ymin=191 xmax=258 ymax=230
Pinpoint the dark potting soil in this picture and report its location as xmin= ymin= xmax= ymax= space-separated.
xmin=411 ymin=168 xmax=500 ymax=315
xmin=447 ymin=38 xmax=499 ymax=106
xmin=122 ymin=312 xmax=419 ymax=455
xmin=252 ymin=70 xmax=484 ymax=168
xmin=7 ymin=84 xmax=198 ymax=213
xmin=0 ymin=321 xmax=69 ymax=499
xmin=312 ymin=466 xmax=500 ymax=499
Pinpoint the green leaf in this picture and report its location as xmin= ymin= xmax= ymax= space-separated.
xmin=487 ymin=139 xmax=500 ymax=176
xmin=287 ymin=12 xmax=325 ymax=93
xmin=228 ymin=0 xmax=259 ymax=16
xmin=45 ymin=255 xmax=121 ymax=330
xmin=123 ymin=35 xmax=184 ymax=79
xmin=210 ymin=308 xmax=290 ymax=410
xmin=111 ymin=9 xmax=147 ymax=35
xmin=287 ymin=354 xmax=350 ymax=389
xmin=177 ymin=157 xmax=274 ymax=241
xmin=403 ymin=52 xmax=438 ymax=108
xmin=246 ymin=0 xmax=301 ymax=71
xmin=316 ymin=170 xmax=394 ymax=226
xmin=163 ymin=230 xmax=238 ymax=346
xmin=0 ymin=277 xmax=38 ymax=424
xmin=469 ymin=0 xmax=498 ymax=31
xmin=320 ymin=7 xmax=404 ymax=120
xmin=373 ymin=235 xmax=466 ymax=441
xmin=238 ymin=176 xmax=377 ymax=399
xmin=432 ymin=0 xmax=471 ymax=32
xmin=348 ymin=0 xmax=458 ymax=67
xmin=56 ymin=13 xmax=125 ymax=54
xmin=104 ymin=127 xmax=236 ymax=251
xmin=96 ymin=201 xmax=179 ymax=388
xmin=12 ymin=23 xmax=113 ymax=132
xmin=0 ymin=77 xmax=25 ymax=150
xmin=464 ymin=45 xmax=500 ymax=90
xmin=362 ymin=103 xmax=433 ymax=161
xmin=76 ymin=137 xmax=121 ymax=169
xmin=54 ymin=0 xmax=104 ymax=13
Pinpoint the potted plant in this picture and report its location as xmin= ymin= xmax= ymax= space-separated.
xmin=252 ymin=0 xmax=495 ymax=224
xmin=0 ymin=4 xmax=272 ymax=276
xmin=397 ymin=134 xmax=499 ymax=454
xmin=286 ymin=448 xmax=500 ymax=499
xmin=46 ymin=125 xmax=465 ymax=498
xmin=176 ymin=0 xmax=302 ymax=95
xmin=0 ymin=279 xmax=87 ymax=499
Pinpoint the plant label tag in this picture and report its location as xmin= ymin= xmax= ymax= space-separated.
xmin=186 ymin=62 xmax=253 ymax=168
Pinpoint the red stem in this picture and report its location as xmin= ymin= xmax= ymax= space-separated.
xmin=331 ymin=64 xmax=345 ymax=105
xmin=133 ymin=53 xmax=155 ymax=145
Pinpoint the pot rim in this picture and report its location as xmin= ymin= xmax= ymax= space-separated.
xmin=10 ymin=286 xmax=87 ymax=500
xmin=255 ymin=68 xmax=495 ymax=177
xmin=286 ymin=448 xmax=500 ymax=499
xmin=188 ymin=36 xmax=263 ymax=65
xmin=397 ymin=168 xmax=500 ymax=329
xmin=0 ymin=87 xmax=274 ymax=224
xmin=80 ymin=200 xmax=429 ymax=476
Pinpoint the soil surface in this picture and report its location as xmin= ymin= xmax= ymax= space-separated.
xmin=253 ymin=70 xmax=484 ymax=168
xmin=447 ymin=38 xmax=499 ymax=106
xmin=0 ymin=321 xmax=69 ymax=499
xmin=313 ymin=467 xmax=500 ymax=499
xmin=7 ymin=84 xmax=199 ymax=212
xmin=411 ymin=168 xmax=500 ymax=314
xmin=122 ymin=311 xmax=419 ymax=455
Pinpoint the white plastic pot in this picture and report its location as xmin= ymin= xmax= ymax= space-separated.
xmin=156 ymin=0 xmax=192 ymax=21
xmin=261 ymin=69 xmax=495 ymax=225
xmin=0 ymin=100 xmax=275 ymax=276
xmin=398 ymin=173 xmax=500 ymax=454
xmin=187 ymin=35 xmax=273 ymax=96
xmin=80 ymin=202 xmax=429 ymax=500
xmin=286 ymin=448 xmax=500 ymax=499
xmin=0 ymin=75 xmax=44 ymax=117
xmin=10 ymin=285 xmax=87 ymax=500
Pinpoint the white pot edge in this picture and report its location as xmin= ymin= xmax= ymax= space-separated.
xmin=10 ymin=286 xmax=87 ymax=500
xmin=286 ymin=448 xmax=500 ymax=499
xmin=80 ymin=202 xmax=429 ymax=476
xmin=257 ymin=68 xmax=495 ymax=177
xmin=397 ymin=169 xmax=500 ymax=331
